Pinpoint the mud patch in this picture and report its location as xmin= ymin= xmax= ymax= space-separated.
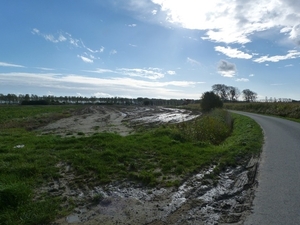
xmin=49 ymin=157 xmax=258 ymax=225
xmin=38 ymin=106 xmax=199 ymax=137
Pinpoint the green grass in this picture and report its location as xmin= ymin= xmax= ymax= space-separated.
xmin=0 ymin=105 xmax=263 ymax=224
xmin=0 ymin=105 xmax=83 ymax=130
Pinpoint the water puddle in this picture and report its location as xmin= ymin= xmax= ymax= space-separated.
xmin=131 ymin=107 xmax=200 ymax=124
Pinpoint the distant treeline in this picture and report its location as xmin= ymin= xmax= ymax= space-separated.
xmin=0 ymin=93 xmax=199 ymax=106
xmin=21 ymin=100 xmax=49 ymax=105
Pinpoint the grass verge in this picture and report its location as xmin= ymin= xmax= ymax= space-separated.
xmin=224 ymin=102 xmax=300 ymax=122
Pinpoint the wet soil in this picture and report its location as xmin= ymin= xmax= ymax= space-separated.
xmin=35 ymin=106 xmax=258 ymax=224
xmin=47 ymin=159 xmax=258 ymax=225
xmin=38 ymin=106 xmax=199 ymax=137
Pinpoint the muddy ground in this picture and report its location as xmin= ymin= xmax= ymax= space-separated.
xmin=36 ymin=106 xmax=258 ymax=225
xmin=38 ymin=106 xmax=199 ymax=137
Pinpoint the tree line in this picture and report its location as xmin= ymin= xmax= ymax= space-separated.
xmin=0 ymin=93 xmax=199 ymax=106
xmin=201 ymin=84 xmax=258 ymax=112
xmin=211 ymin=84 xmax=257 ymax=102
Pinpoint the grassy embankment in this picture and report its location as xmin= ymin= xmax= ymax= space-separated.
xmin=0 ymin=105 xmax=262 ymax=225
xmin=224 ymin=102 xmax=300 ymax=122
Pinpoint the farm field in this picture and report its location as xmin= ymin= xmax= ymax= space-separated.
xmin=0 ymin=105 xmax=263 ymax=224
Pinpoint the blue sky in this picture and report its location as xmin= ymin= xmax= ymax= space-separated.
xmin=1 ymin=0 xmax=300 ymax=100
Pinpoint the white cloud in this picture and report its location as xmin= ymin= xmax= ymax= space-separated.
xmin=149 ymin=0 xmax=300 ymax=45
xmin=86 ymin=48 xmax=98 ymax=53
xmin=0 ymin=72 xmax=203 ymax=99
xmin=186 ymin=57 xmax=201 ymax=66
xmin=84 ymin=68 xmax=115 ymax=74
xmin=35 ymin=67 xmax=55 ymax=71
xmin=236 ymin=78 xmax=249 ymax=82
xmin=32 ymin=29 xmax=66 ymax=44
xmin=110 ymin=50 xmax=117 ymax=55
xmin=86 ymin=67 xmax=177 ymax=79
xmin=289 ymin=24 xmax=300 ymax=45
xmin=284 ymin=64 xmax=293 ymax=67
xmin=215 ymin=46 xmax=252 ymax=59
xmin=32 ymin=28 xmax=103 ymax=53
xmin=217 ymin=60 xmax=236 ymax=77
xmin=118 ymin=68 xmax=164 ymax=80
xmin=152 ymin=10 xmax=157 ymax=15
xmin=58 ymin=34 xmax=67 ymax=42
xmin=253 ymin=50 xmax=300 ymax=63
xmin=0 ymin=62 xmax=25 ymax=68
xmin=128 ymin=24 xmax=137 ymax=27
xmin=249 ymin=74 xmax=254 ymax=77
xmin=167 ymin=70 xmax=176 ymax=75
xmin=77 ymin=55 xmax=93 ymax=63
xmin=32 ymin=28 xmax=40 ymax=34
xmin=32 ymin=28 xmax=80 ymax=47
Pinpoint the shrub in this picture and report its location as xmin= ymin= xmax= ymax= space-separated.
xmin=201 ymin=91 xmax=223 ymax=112
xmin=173 ymin=109 xmax=233 ymax=144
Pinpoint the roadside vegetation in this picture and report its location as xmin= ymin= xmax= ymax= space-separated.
xmin=224 ymin=102 xmax=300 ymax=121
xmin=0 ymin=105 xmax=263 ymax=225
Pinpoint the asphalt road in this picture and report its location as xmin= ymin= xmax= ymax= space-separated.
xmin=231 ymin=111 xmax=300 ymax=225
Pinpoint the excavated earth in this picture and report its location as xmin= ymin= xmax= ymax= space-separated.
xmin=36 ymin=106 xmax=258 ymax=225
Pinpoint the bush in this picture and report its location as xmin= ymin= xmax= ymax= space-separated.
xmin=201 ymin=91 xmax=223 ymax=112
xmin=173 ymin=109 xmax=233 ymax=144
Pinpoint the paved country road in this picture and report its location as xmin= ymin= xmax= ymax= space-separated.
xmin=231 ymin=111 xmax=300 ymax=225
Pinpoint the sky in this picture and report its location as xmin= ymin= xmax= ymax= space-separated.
xmin=1 ymin=0 xmax=300 ymax=100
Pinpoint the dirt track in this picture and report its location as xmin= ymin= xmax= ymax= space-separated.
xmin=37 ymin=106 xmax=258 ymax=225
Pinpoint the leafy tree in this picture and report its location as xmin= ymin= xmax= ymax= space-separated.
xmin=242 ymin=89 xmax=257 ymax=102
xmin=201 ymin=91 xmax=223 ymax=112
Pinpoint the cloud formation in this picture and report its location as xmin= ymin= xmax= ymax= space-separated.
xmin=217 ymin=60 xmax=236 ymax=77
xmin=32 ymin=28 xmax=105 ymax=62
xmin=253 ymin=50 xmax=300 ymax=63
xmin=215 ymin=46 xmax=252 ymax=59
xmin=0 ymin=62 xmax=25 ymax=68
xmin=150 ymin=0 xmax=300 ymax=45
xmin=117 ymin=68 xmax=164 ymax=80
xmin=85 ymin=67 xmax=177 ymax=80
xmin=236 ymin=78 xmax=249 ymax=82
xmin=187 ymin=57 xmax=201 ymax=66
xmin=0 ymin=72 xmax=202 ymax=99
xmin=167 ymin=70 xmax=176 ymax=75
xmin=84 ymin=68 xmax=115 ymax=74
xmin=32 ymin=28 xmax=79 ymax=46
xmin=78 ymin=55 xmax=93 ymax=63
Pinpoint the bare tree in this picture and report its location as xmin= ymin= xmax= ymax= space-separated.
xmin=227 ymin=86 xmax=240 ymax=101
xmin=242 ymin=89 xmax=257 ymax=102
xmin=212 ymin=84 xmax=229 ymax=101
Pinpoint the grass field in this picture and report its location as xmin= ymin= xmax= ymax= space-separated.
xmin=0 ymin=105 xmax=263 ymax=225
